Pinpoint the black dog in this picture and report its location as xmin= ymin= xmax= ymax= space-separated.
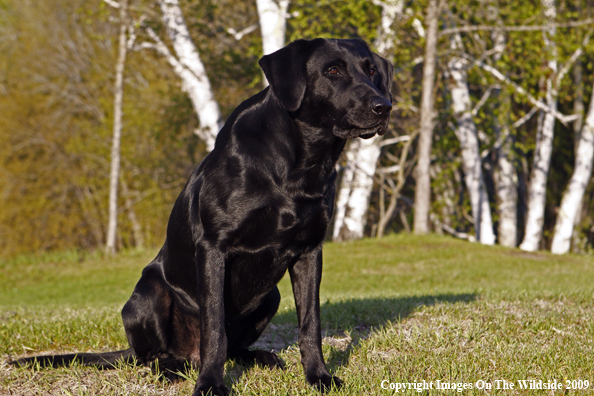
xmin=13 ymin=38 xmax=393 ymax=396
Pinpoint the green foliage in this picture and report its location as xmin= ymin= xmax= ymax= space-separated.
xmin=0 ymin=0 xmax=264 ymax=256
xmin=425 ymin=0 xmax=594 ymax=247
xmin=2 ymin=0 xmax=594 ymax=256
xmin=288 ymin=0 xmax=381 ymax=42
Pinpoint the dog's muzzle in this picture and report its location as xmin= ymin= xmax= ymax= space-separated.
xmin=333 ymin=96 xmax=392 ymax=139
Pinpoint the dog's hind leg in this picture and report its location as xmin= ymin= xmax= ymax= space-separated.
xmin=121 ymin=263 xmax=193 ymax=381
xmin=226 ymin=286 xmax=284 ymax=369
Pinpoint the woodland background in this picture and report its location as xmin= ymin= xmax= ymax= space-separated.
xmin=1 ymin=0 xmax=594 ymax=258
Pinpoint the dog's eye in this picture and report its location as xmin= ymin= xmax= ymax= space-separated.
xmin=369 ymin=68 xmax=376 ymax=76
xmin=327 ymin=67 xmax=340 ymax=75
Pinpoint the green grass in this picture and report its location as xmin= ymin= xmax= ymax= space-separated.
xmin=1 ymin=234 xmax=594 ymax=395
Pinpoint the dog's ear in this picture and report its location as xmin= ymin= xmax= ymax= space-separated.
xmin=259 ymin=40 xmax=310 ymax=112
xmin=372 ymin=52 xmax=394 ymax=101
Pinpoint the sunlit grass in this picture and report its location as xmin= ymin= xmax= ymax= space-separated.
xmin=2 ymin=234 xmax=594 ymax=395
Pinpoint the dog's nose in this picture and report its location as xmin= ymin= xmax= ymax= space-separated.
xmin=370 ymin=97 xmax=392 ymax=115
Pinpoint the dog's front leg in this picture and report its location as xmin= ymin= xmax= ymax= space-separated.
xmin=192 ymin=243 xmax=229 ymax=396
xmin=289 ymin=247 xmax=342 ymax=392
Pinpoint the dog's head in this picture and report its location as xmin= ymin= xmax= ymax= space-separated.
xmin=259 ymin=38 xmax=394 ymax=139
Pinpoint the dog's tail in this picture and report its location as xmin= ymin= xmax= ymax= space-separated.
xmin=10 ymin=348 xmax=136 ymax=369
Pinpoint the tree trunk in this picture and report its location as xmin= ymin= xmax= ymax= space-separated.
xmin=413 ymin=0 xmax=439 ymax=234
xmin=256 ymin=0 xmax=289 ymax=56
xmin=573 ymin=59 xmax=585 ymax=150
xmin=333 ymin=137 xmax=383 ymax=241
xmin=445 ymin=31 xmax=495 ymax=244
xmin=519 ymin=0 xmax=558 ymax=252
xmin=571 ymin=58 xmax=585 ymax=252
xmin=158 ymin=0 xmax=223 ymax=151
xmin=495 ymin=127 xmax=518 ymax=247
xmin=550 ymin=78 xmax=594 ymax=254
xmin=106 ymin=0 xmax=128 ymax=254
xmin=490 ymin=20 xmax=518 ymax=247
xmin=122 ymin=180 xmax=145 ymax=249
xmin=331 ymin=0 xmax=403 ymax=241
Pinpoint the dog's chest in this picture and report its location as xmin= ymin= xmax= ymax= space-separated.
xmin=222 ymin=183 xmax=331 ymax=254
xmin=284 ymin=196 xmax=329 ymax=248
xmin=226 ymin=198 xmax=329 ymax=314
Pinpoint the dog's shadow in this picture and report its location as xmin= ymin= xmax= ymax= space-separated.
xmin=228 ymin=293 xmax=477 ymax=383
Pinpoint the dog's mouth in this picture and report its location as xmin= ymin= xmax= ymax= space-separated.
xmin=333 ymin=122 xmax=387 ymax=140
xmin=333 ymin=108 xmax=391 ymax=139
xmin=359 ymin=130 xmax=379 ymax=139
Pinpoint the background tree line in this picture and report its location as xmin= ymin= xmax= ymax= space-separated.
xmin=1 ymin=0 xmax=593 ymax=257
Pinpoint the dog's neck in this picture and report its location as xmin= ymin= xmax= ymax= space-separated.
xmin=248 ymin=90 xmax=345 ymax=186
xmin=294 ymin=120 xmax=345 ymax=163
xmin=267 ymin=119 xmax=342 ymax=199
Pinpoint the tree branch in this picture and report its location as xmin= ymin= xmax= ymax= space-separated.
xmin=378 ymin=164 xmax=402 ymax=174
xmin=556 ymin=33 xmax=591 ymax=86
xmin=467 ymin=54 xmax=579 ymax=126
xmin=380 ymin=135 xmax=411 ymax=147
xmin=126 ymin=15 xmax=146 ymax=50
xmin=512 ymin=106 xmax=539 ymax=129
xmin=227 ymin=24 xmax=258 ymax=41
xmin=439 ymin=17 xmax=594 ymax=36
xmin=472 ymin=85 xmax=496 ymax=116
xmin=137 ymin=26 xmax=180 ymax=68
xmin=102 ymin=0 xmax=121 ymax=8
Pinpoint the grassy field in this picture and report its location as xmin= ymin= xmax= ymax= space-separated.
xmin=1 ymin=234 xmax=593 ymax=395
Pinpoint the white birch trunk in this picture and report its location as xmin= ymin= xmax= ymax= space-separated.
xmin=158 ymin=0 xmax=222 ymax=151
xmin=491 ymin=27 xmax=518 ymax=247
xmin=550 ymin=81 xmax=594 ymax=254
xmin=519 ymin=86 xmax=557 ymax=251
xmin=333 ymin=137 xmax=383 ymax=241
xmin=332 ymin=0 xmax=402 ymax=241
xmin=256 ymin=0 xmax=289 ymax=56
xmin=446 ymin=34 xmax=495 ymax=245
xmin=496 ymin=129 xmax=518 ymax=247
xmin=332 ymin=146 xmax=356 ymax=241
xmin=106 ymin=0 xmax=128 ymax=254
xmin=372 ymin=0 xmax=404 ymax=56
xmin=413 ymin=0 xmax=439 ymax=234
xmin=121 ymin=181 xmax=145 ymax=249
xmin=573 ymin=60 xmax=585 ymax=150
xmin=571 ymin=59 xmax=585 ymax=252
xmin=519 ymin=0 xmax=558 ymax=251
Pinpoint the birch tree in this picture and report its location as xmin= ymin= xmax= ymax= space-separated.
xmin=413 ymin=0 xmax=440 ymax=234
xmin=550 ymin=79 xmax=594 ymax=254
xmin=519 ymin=0 xmax=558 ymax=252
xmin=495 ymin=119 xmax=519 ymax=247
xmin=444 ymin=24 xmax=495 ymax=245
xmin=256 ymin=0 xmax=289 ymax=56
xmin=333 ymin=138 xmax=384 ymax=241
xmin=488 ymin=8 xmax=518 ymax=248
xmin=332 ymin=0 xmax=403 ymax=242
xmin=106 ymin=0 xmax=129 ymax=254
xmin=570 ymin=58 xmax=586 ymax=252
xmin=141 ymin=0 xmax=223 ymax=151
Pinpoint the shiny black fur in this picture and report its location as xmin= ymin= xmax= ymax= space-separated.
xmin=12 ymin=38 xmax=393 ymax=396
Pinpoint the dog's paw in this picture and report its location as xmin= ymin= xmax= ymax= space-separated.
xmin=150 ymin=358 xmax=190 ymax=383
xmin=308 ymin=373 xmax=342 ymax=393
xmin=254 ymin=350 xmax=285 ymax=370
xmin=192 ymin=382 xmax=230 ymax=396
xmin=160 ymin=369 xmax=184 ymax=383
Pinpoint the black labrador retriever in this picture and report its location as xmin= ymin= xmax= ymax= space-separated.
xmin=13 ymin=38 xmax=393 ymax=395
